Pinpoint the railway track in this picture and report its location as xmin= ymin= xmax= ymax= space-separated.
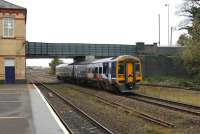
xmin=128 ymin=93 xmax=200 ymax=116
xmin=29 ymin=73 xmax=61 ymax=84
xmin=140 ymin=83 xmax=200 ymax=91
xmin=47 ymin=84 xmax=175 ymax=128
xmin=30 ymin=74 xmax=200 ymax=116
xmin=34 ymin=81 xmax=114 ymax=134
xmin=31 ymin=75 xmax=176 ymax=128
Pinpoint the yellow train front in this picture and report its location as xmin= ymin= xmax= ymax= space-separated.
xmin=113 ymin=55 xmax=143 ymax=92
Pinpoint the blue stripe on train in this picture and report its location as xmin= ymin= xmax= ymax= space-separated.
xmin=111 ymin=62 xmax=116 ymax=78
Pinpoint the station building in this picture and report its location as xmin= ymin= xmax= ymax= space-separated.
xmin=0 ymin=0 xmax=26 ymax=84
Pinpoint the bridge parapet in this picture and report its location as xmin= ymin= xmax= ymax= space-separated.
xmin=26 ymin=42 xmax=136 ymax=58
xmin=26 ymin=42 xmax=182 ymax=58
xmin=135 ymin=42 xmax=182 ymax=56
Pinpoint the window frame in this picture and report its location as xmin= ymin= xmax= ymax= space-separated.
xmin=134 ymin=63 xmax=140 ymax=72
xmin=3 ymin=17 xmax=15 ymax=38
xmin=95 ymin=67 xmax=98 ymax=73
xmin=99 ymin=67 xmax=102 ymax=74
xmin=118 ymin=63 xmax=125 ymax=75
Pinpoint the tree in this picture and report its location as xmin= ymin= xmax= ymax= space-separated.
xmin=177 ymin=0 xmax=200 ymax=80
xmin=177 ymin=34 xmax=190 ymax=46
xmin=178 ymin=0 xmax=200 ymax=40
xmin=49 ymin=58 xmax=63 ymax=75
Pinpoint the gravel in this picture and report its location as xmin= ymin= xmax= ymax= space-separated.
xmin=29 ymin=72 xmax=200 ymax=134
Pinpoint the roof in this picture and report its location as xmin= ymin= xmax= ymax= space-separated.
xmin=71 ymin=55 xmax=140 ymax=65
xmin=116 ymin=55 xmax=140 ymax=62
xmin=92 ymin=57 xmax=114 ymax=64
xmin=0 ymin=0 xmax=25 ymax=10
xmin=56 ymin=64 xmax=69 ymax=68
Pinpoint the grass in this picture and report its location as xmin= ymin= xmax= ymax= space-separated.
xmin=143 ymin=75 xmax=199 ymax=87
xmin=136 ymin=86 xmax=200 ymax=106
xmin=139 ymin=75 xmax=200 ymax=106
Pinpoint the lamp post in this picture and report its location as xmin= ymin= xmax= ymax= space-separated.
xmin=170 ymin=26 xmax=173 ymax=46
xmin=158 ymin=14 xmax=160 ymax=46
xmin=165 ymin=4 xmax=170 ymax=46
xmin=170 ymin=26 xmax=176 ymax=46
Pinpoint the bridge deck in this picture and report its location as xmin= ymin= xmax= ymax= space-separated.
xmin=26 ymin=42 xmax=136 ymax=58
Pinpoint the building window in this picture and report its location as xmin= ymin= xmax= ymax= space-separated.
xmin=3 ymin=17 xmax=15 ymax=38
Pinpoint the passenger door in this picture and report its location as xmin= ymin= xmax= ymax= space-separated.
xmin=126 ymin=63 xmax=134 ymax=83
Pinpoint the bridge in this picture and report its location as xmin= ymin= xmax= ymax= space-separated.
xmin=26 ymin=42 xmax=137 ymax=58
xmin=26 ymin=42 xmax=182 ymax=59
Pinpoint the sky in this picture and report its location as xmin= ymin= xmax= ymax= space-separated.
xmin=7 ymin=0 xmax=186 ymax=67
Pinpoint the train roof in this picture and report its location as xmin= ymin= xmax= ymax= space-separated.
xmin=115 ymin=55 xmax=140 ymax=62
xmin=92 ymin=57 xmax=114 ymax=63
xmin=71 ymin=55 xmax=140 ymax=65
xmin=56 ymin=63 xmax=69 ymax=68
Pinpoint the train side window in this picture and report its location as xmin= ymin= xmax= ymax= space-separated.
xmin=90 ymin=68 xmax=92 ymax=73
xmin=103 ymin=66 xmax=106 ymax=74
xmin=92 ymin=68 xmax=95 ymax=73
xmin=89 ymin=68 xmax=91 ymax=73
xmin=103 ymin=63 xmax=108 ymax=75
xmin=95 ymin=67 xmax=98 ymax=73
xmin=111 ymin=62 xmax=116 ymax=78
xmin=99 ymin=67 xmax=102 ymax=74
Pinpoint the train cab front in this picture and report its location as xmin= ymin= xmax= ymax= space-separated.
xmin=116 ymin=56 xmax=142 ymax=93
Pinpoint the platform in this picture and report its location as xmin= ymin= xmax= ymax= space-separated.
xmin=0 ymin=84 xmax=69 ymax=134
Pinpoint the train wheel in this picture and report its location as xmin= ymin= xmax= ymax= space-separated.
xmin=96 ymin=82 xmax=101 ymax=89
xmin=111 ymin=85 xmax=121 ymax=94
xmin=100 ymin=81 xmax=106 ymax=90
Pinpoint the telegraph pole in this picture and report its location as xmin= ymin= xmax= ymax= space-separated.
xmin=158 ymin=14 xmax=161 ymax=46
xmin=165 ymin=4 xmax=170 ymax=46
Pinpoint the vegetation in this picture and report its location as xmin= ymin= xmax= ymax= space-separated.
xmin=137 ymin=85 xmax=200 ymax=106
xmin=177 ymin=0 xmax=200 ymax=81
xmin=143 ymin=75 xmax=195 ymax=87
xmin=49 ymin=58 xmax=63 ymax=75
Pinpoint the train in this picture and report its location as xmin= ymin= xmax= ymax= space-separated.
xmin=56 ymin=55 xmax=143 ymax=93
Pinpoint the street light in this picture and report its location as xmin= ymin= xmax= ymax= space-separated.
xmin=170 ymin=26 xmax=177 ymax=46
xmin=158 ymin=14 xmax=161 ymax=46
xmin=165 ymin=4 xmax=170 ymax=46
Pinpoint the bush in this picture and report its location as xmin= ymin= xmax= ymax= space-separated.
xmin=180 ymin=39 xmax=200 ymax=77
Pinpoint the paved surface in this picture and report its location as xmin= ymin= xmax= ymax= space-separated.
xmin=0 ymin=84 xmax=68 ymax=134
xmin=0 ymin=84 xmax=34 ymax=134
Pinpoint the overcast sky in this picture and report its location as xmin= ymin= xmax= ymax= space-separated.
xmin=7 ymin=0 xmax=185 ymax=67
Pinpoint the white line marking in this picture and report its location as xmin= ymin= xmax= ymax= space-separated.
xmin=0 ymin=117 xmax=24 ymax=119
xmin=0 ymin=93 xmax=19 ymax=95
xmin=0 ymin=101 xmax=21 ymax=103
xmin=0 ymin=90 xmax=18 ymax=91
xmin=33 ymin=84 xmax=69 ymax=134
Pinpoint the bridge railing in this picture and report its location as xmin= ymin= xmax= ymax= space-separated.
xmin=26 ymin=42 xmax=136 ymax=58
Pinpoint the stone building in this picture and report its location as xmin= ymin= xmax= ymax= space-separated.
xmin=0 ymin=0 xmax=26 ymax=83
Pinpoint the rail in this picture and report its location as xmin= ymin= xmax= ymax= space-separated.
xmin=33 ymin=80 xmax=114 ymax=134
xmin=128 ymin=93 xmax=200 ymax=116
xmin=59 ymin=87 xmax=176 ymax=128
xmin=140 ymin=83 xmax=200 ymax=91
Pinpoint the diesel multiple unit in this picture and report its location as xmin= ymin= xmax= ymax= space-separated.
xmin=56 ymin=55 xmax=143 ymax=92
